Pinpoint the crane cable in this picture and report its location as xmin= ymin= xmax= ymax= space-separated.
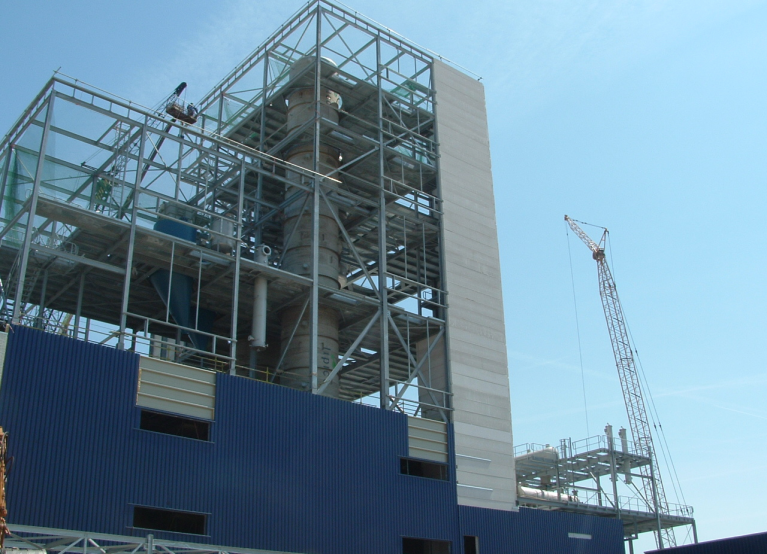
xmin=566 ymin=222 xmax=591 ymax=438
xmin=605 ymin=233 xmax=688 ymax=509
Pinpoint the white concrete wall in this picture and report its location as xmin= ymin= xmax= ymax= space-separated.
xmin=433 ymin=60 xmax=517 ymax=511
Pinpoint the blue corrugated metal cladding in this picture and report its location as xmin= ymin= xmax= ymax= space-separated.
xmin=0 ymin=327 xmax=625 ymax=553
xmin=646 ymin=532 xmax=767 ymax=554
xmin=459 ymin=505 xmax=625 ymax=554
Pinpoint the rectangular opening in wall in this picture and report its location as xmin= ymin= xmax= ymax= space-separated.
xmin=463 ymin=536 xmax=478 ymax=554
xmin=403 ymin=537 xmax=451 ymax=554
xmin=133 ymin=506 xmax=206 ymax=535
xmin=139 ymin=410 xmax=210 ymax=441
xmin=400 ymin=458 xmax=448 ymax=481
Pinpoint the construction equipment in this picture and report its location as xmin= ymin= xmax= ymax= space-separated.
xmin=564 ymin=215 xmax=676 ymax=549
xmin=164 ymin=82 xmax=198 ymax=124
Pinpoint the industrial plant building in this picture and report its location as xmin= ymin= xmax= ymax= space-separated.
xmin=0 ymin=2 xmax=692 ymax=552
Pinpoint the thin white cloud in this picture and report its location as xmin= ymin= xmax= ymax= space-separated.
xmin=655 ymin=374 xmax=767 ymax=398
xmin=508 ymin=349 xmax=614 ymax=382
xmin=669 ymin=392 xmax=767 ymax=421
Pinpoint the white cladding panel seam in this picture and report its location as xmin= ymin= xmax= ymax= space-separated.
xmin=137 ymin=356 xmax=216 ymax=421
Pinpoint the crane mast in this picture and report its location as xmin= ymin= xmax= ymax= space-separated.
xmin=565 ymin=215 xmax=675 ymax=549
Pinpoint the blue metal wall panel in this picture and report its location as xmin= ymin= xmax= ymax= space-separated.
xmin=0 ymin=327 xmax=461 ymax=553
xmin=0 ymin=326 xmax=140 ymax=534
xmin=646 ymin=532 xmax=767 ymax=554
xmin=459 ymin=505 xmax=625 ymax=554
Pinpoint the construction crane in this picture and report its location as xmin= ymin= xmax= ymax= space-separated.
xmin=564 ymin=215 xmax=675 ymax=549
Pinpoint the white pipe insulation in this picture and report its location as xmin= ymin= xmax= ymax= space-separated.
xmin=249 ymin=244 xmax=271 ymax=351
xmin=517 ymin=485 xmax=580 ymax=504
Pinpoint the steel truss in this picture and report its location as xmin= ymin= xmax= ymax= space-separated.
xmin=514 ymin=434 xmax=696 ymax=549
xmin=5 ymin=524 xmax=298 ymax=554
xmin=0 ymin=0 xmax=451 ymax=419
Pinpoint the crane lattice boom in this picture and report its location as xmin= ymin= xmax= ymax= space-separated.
xmin=565 ymin=215 xmax=676 ymax=549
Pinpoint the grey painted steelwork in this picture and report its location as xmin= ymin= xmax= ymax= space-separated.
xmin=6 ymin=524 xmax=299 ymax=554
xmin=514 ymin=432 xmax=695 ymax=545
xmin=0 ymin=0 xmax=450 ymax=417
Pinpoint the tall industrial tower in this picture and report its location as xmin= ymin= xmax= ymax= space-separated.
xmin=0 ymin=2 xmax=626 ymax=553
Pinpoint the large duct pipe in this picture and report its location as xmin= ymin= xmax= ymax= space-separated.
xmin=279 ymin=56 xmax=343 ymax=397
xmin=517 ymin=485 xmax=580 ymax=504
xmin=249 ymin=245 xmax=271 ymax=351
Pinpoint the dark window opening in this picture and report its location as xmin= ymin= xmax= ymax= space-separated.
xmin=400 ymin=458 xmax=448 ymax=481
xmin=464 ymin=536 xmax=478 ymax=554
xmin=133 ymin=506 xmax=206 ymax=535
xmin=140 ymin=410 xmax=210 ymax=441
xmin=403 ymin=537 xmax=451 ymax=554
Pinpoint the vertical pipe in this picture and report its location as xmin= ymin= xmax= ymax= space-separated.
xmin=605 ymin=424 xmax=621 ymax=519
xmin=229 ymin=159 xmax=245 ymax=374
xmin=692 ymin=521 xmax=698 ymax=544
xmin=119 ymin=119 xmax=146 ymax=349
xmin=250 ymin=245 xmax=270 ymax=351
xmin=376 ymin=35 xmax=390 ymax=409
xmin=619 ymin=427 xmax=633 ymax=485
xmin=309 ymin=6 xmax=322 ymax=393
xmin=13 ymin=93 xmax=55 ymax=324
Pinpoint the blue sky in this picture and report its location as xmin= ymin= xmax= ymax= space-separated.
xmin=2 ymin=1 xmax=766 ymax=551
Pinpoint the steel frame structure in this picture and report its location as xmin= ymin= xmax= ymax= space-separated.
xmin=5 ymin=524 xmax=297 ymax=554
xmin=0 ymin=0 xmax=450 ymax=419
xmin=514 ymin=434 xmax=696 ymax=551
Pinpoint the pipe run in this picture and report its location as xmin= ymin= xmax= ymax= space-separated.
xmin=249 ymin=245 xmax=271 ymax=351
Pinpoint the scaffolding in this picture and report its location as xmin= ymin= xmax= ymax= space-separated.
xmin=515 ymin=431 xmax=696 ymax=550
xmin=0 ymin=0 xmax=450 ymax=419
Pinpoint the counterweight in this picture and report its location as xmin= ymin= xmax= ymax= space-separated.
xmin=565 ymin=215 xmax=675 ymax=549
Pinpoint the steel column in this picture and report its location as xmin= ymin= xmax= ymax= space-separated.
xmin=37 ymin=270 xmax=48 ymax=327
xmin=118 ymin=119 xmax=146 ymax=349
xmin=229 ymin=160 xmax=246 ymax=373
xmin=309 ymin=6 xmax=322 ymax=393
xmin=12 ymin=94 xmax=55 ymax=324
xmin=0 ymin=146 xmax=12 ymax=217
xmin=649 ymin=449 xmax=664 ymax=549
xmin=376 ymin=35 xmax=390 ymax=409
